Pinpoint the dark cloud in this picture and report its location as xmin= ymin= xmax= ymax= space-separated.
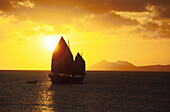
xmin=0 ymin=0 xmax=32 ymax=12
xmin=29 ymin=0 xmax=149 ymax=12
xmin=0 ymin=0 xmax=170 ymax=18
xmin=160 ymin=9 xmax=170 ymax=18
xmin=30 ymin=0 xmax=170 ymax=18
xmin=72 ymin=12 xmax=139 ymax=33
xmin=28 ymin=0 xmax=146 ymax=13
xmin=95 ymin=12 xmax=139 ymax=28
xmin=142 ymin=22 xmax=160 ymax=32
xmin=0 ymin=0 xmax=13 ymax=11
xmin=134 ymin=22 xmax=170 ymax=39
xmin=159 ymin=22 xmax=170 ymax=38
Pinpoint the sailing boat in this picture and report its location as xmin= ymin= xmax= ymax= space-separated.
xmin=49 ymin=36 xmax=86 ymax=84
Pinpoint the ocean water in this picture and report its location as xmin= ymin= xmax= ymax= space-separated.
xmin=0 ymin=71 xmax=170 ymax=112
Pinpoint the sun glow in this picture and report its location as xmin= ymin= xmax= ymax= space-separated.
xmin=44 ymin=35 xmax=59 ymax=51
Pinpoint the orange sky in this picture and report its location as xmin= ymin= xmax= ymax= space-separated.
xmin=0 ymin=0 xmax=170 ymax=70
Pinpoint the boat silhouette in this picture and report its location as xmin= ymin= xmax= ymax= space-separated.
xmin=49 ymin=36 xmax=86 ymax=84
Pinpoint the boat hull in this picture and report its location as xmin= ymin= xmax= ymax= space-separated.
xmin=49 ymin=73 xmax=85 ymax=84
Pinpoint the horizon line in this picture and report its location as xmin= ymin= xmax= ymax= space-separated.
xmin=0 ymin=69 xmax=170 ymax=72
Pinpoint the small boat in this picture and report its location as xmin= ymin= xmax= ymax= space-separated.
xmin=49 ymin=36 xmax=86 ymax=84
xmin=25 ymin=80 xmax=38 ymax=84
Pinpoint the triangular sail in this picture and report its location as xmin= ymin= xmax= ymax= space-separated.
xmin=74 ymin=53 xmax=85 ymax=75
xmin=51 ymin=36 xmax=73 ymax=74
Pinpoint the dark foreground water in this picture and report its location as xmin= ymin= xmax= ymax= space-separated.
xmin=0 ymin=71 xmax=170 ymax=112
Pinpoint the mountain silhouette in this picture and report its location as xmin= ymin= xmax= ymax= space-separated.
xmin=89 ymin=60 xmax=170 ymax=71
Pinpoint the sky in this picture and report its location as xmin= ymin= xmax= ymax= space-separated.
xmin=0 ymin=0 xmax=170 ymax=70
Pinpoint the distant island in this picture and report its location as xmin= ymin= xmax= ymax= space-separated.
xmin=88 ymin=60 xmax=170 ymax=71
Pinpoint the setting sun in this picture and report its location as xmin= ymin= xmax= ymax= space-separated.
xmin=44 ymin=35 xmax=60 ymax=51
xmin=0 ymin=0 xmax=170 ymax=70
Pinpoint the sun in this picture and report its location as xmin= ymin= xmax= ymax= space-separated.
xmin=44 ymin=35 xmax=60 ymax=51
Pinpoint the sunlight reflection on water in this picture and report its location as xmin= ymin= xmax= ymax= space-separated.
xmin=33 ymin=81 xmax=54 ymax=112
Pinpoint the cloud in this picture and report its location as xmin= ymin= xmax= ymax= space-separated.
xmin=28 ymin=0 xmax=170 ymax=18
xmin=17 ymin=0 xmax=34 ymax=8
xmin=11 ymin=25 xmax=56 ymax=41
xmin=142 ymin=22 xmax=170 ymax=39
xmin=1 ymin=0 xmax=169 ymax=19
xmin=21 ymin=25 xmax=54 ymax=36
xmin=132 ymin=21 xmax=170 ymax=39
xmin=29 ymin=0 xmax=147 ymax=12
xmin=158 ymin=22 xmax=170 ymax=38
xmin=72 ymin=11 xmax=139 ymax=34
xmin=0 ymin=0 xmax=169 ymax=40
xmin=0 ymin=0 xmax=34 ymax=12
xmin=0 ymin=0 xmax=13 ymax=11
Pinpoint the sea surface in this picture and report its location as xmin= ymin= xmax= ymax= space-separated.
xmin=0 ymin=70 xmax=170 ymax=112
